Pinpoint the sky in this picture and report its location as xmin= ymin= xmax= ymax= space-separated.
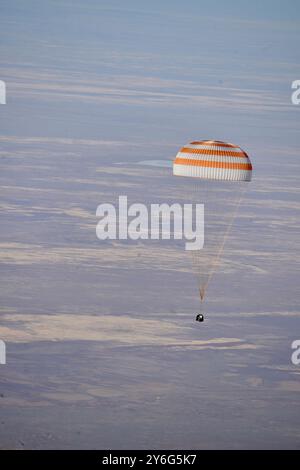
xmin=0 ymin=0 xmax=300 ymax=449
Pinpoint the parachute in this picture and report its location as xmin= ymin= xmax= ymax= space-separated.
xmin=173 ymin=140 xmax=252 ymax=315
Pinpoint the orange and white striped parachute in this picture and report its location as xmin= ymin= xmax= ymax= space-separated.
xmin=173 ymin=140 xmax=252 ymax=310
xmin=173 ymin=140 xmax=252 ymax=181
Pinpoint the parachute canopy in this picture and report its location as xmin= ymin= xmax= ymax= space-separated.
xmin=173 ymin=140 xmax=252 ymax=181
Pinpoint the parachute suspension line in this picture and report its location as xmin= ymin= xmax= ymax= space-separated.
xmin=199 ymin=287 xmax=205 ymax=302
xmin=192 ymin=177 xmax=210 ymax=303
xmin=198 ymin=288 xmax=205 ymax=316
xmin=199 ymin=184 xmax=247 ymax=301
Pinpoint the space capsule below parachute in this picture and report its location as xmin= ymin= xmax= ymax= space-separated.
xmin=172 ymin=140 xmax=252 ymax=309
